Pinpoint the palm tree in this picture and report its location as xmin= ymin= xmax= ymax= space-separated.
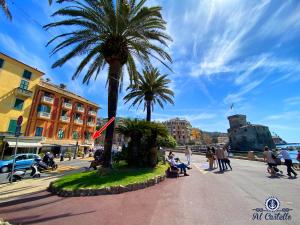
xmin=44 ymin=0 xmax=172 ymax=167
xmin=0 ymin=0 xmax=12 ymax=20
xmin=124 ymin=67 xmax=174 ymax=121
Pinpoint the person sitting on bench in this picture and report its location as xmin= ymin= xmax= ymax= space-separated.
xmin=169 ymin=154 xmax=191 ymax=176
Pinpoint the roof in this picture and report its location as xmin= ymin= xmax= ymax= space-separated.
xmin=39 ymin=80 xmax=100 ymax=108
xmin=0 ymin=52 xmax=45 ymax=75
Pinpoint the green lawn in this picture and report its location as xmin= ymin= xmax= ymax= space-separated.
xmin=52 ymin=162 xmax=168 ymax=191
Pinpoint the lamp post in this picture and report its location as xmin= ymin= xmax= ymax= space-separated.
xmin=10 ymin=116 xmax=23 ymax=183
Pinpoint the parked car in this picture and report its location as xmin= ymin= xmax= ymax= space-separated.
xmin=0 ymin=153 xmax=41 ymax=173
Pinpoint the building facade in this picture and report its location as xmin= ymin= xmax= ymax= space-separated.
xmin=0 ymin=52 xmax=44 ymax=135
xmin=0 ymin=52 xmax=44 ymax=158
xmin=227 ymin=114 xmax=275 ymax=151
xmin=25 ymin=80 xmax=99 ymax=155
xmin=163 ymin=118 xmax=192 ymax=145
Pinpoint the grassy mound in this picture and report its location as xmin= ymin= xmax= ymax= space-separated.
xmin=52 ymin=162 xmax=168 ymax=191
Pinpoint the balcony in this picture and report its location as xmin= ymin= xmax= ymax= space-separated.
xmin=62 ymin=102 xmax=72 ymax=109
xmin=60 ymin=116 xmax=70 ymax=123
xmin=87 ymin=121 xmax=95 ymax=127
xmin=76 ymin=106 xmax=84 ymax=113
xmin=38 ymin=111 xmax=51 ymax=119
xmin=41 ymin=96 xmax=54 ymax=104
xmin=74 ymin=119 xmax=83 ymax=125
xmin=14 ymin=87 xmax=33 ymax=98
xmin=88 ymin=110 xmax=97 ymax=116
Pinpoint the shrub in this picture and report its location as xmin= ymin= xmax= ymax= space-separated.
xmin=157 ymin=135 xmax=177 ymax=148
xmin=116 ymin=119 xmax=168 ymax=167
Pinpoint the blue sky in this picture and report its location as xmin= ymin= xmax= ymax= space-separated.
xmin=1 ymin=0 xmax=300 ymax=142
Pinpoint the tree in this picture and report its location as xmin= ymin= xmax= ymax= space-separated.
xmin=124 ymin=67 xmax=174 ymax=121
xmin=44 ymin=0 xmax=172 ymax=167
xmin=0 ymin=0 xmax=12 ymax=20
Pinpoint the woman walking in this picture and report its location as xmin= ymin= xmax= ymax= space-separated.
xmin=185 ymin=145 xmax=192 ymax=165
xmin=206 ymin=147 xmax=214 ymax=170
xmin=223 ymin=147 xmax=232 ymax=170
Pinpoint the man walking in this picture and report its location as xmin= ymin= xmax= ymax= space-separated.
xmin=280 ymin=148 xmax=297 ymax=178
xmin=215 ymin=147 xmax=225 ymax=172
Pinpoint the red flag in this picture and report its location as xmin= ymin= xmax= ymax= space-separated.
xmin=92 ymin=117 xmax=115 ymax=139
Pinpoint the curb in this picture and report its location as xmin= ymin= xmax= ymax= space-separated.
xmin=48 ymin=174 xmax=166 ymax=197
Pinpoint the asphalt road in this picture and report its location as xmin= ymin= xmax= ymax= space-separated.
xmin=0 ymin=157 xmax=91 ymax=184
xmin=0 ymin=153 xmax=299 ymax=225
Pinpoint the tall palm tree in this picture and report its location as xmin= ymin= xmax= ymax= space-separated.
xmin=124 ymin=67 xmax=174 ymax=121
xmin=0 ymin=0 xmax=12 ymax=20
xmin=44 ymin=0 xmax=172 ymax=167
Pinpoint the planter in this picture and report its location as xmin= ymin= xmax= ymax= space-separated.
xmin=48 ymin=174 xmax=166 ymax=197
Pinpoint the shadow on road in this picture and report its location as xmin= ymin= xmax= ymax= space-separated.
xmin=0 ymin=191 xmax=53 ymax=207
xmin=9 ymin=211 xmax=96 ymax=225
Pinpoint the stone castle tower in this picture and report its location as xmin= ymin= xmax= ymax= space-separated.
xmin=227 ymin=114 xmax=275 ymax=151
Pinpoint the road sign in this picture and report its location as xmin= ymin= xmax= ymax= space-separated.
xmin=17 ymin=116 xmax=23 ymax=126
xmin=15 ymin=125 xmax=21 ymax=137
xmin=92 ymin=117 xmax=115 ymax=139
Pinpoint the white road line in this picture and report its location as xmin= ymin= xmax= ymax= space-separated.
xmin=193 ymin=163 xmax=208 ymax=174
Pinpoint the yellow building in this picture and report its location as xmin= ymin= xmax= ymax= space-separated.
xmin=0 ymin=52 xmax=44 ymax=159
xmin=0 ymin=52 xmax=44 ymax=134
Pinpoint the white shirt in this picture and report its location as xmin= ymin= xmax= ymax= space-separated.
xmin=169 ymin=157 xmax=178 ymax=167
xmin=224 ymin=150 xmax=229 ymax=158
xmin=280 ymin=150 xmax=291 ymax=160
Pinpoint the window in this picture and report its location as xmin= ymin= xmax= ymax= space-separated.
xmin=20 ymin=80 xmax=29 ymax=90
xmin=61 ymin=110 xmax=68 ymax=116
xmin=8 ymin=120 xmax=17 ymax=133
xmin=72 ymin=131 xmax=79 ymax=140
xmin=38 ymin=104 xmax=51 ymax=113
xmin=58 ymin=129 xmax=64 ymax=139
xmin=0 ymin=58 xmax=4 ymax=68
xmin=14 ymin=98 xmax=24 ymax=110
xmin=22 ymin=70 xmax=32 ymax=80
xmin=88 ymin=117 xmax=93 ymax=122
xmin=35 ymin=127 xmax=43 ymax=136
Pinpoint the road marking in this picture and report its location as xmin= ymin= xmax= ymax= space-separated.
xmin=193 ymin=163 xmax=208 ymax=174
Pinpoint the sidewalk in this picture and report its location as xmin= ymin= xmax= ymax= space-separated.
xmin=0 ymin=158 xmax=92 ymax=202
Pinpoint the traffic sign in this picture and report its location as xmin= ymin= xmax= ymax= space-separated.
xmin=17 ymin=116 xmax=23 ymax=126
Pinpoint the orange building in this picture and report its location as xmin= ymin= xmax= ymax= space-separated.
xmin=25 ymin=79 xmax=99 ymax=155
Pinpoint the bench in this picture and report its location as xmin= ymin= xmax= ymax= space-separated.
xmin=166 ymin=160 xmax=179 ymax=178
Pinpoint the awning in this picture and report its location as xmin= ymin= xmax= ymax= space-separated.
xmin=7 ymin=141 xmax=42 ymax=148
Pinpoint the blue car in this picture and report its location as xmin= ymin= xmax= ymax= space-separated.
xmin=0 ymin=153 xmax=41 ymax=173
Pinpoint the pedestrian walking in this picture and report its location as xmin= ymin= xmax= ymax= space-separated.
xmin=185 ymin=145 xmax=192 ymax=165
xmin=215 ymin=147 xmax=225 ymax=172
xmin=280 ymin=148 xmax=297 ymax=178
xmin=206 ymin=147 xmax=214 ymax=170
xmin=223 ymin=147 xmax=232 ymax=170
xmin=211 ymin=147 xmax=218 ymax=169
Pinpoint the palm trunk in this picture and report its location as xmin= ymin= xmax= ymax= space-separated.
xmin=103 ymin=60 xmax=121 ymax=168
xmin=146 ymin=100 xmax=151 ymax=122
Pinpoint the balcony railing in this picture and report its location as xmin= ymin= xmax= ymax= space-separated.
xmin=14 ymin=87 xmax=33 ymax=98
xmin=76 ymin=106 xmax=84 ymax=113
xmin=41 ymin=96 xmax=54 ymax=104
xmin=74 ymin=119 xmax=83 ymax=125
xmin=63 ymin=102 xmax=72 ymax=109
xmin=38 ymin=111 xmax=51 ymax=119
xmin=60 ymin=116 xmax=70 ymax=123
xmin=88 ymin=110 xmax=97 ymax=116
xmin=87 ymin=121 xmax=95 ymax=127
